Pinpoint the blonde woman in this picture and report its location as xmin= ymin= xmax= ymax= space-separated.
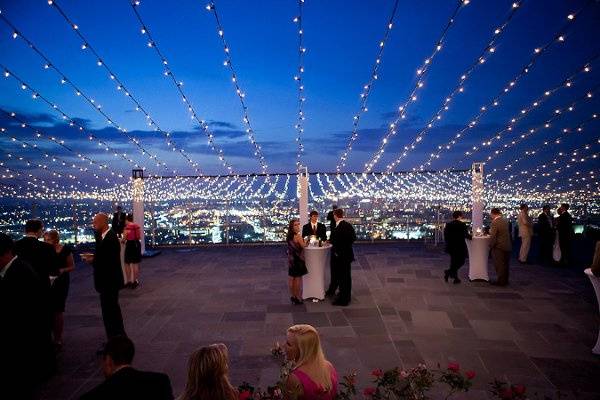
xmin=284 ymin=324 xmax=338 ymax=400
xmin=179 ymin=343 xmax=238 ymax=400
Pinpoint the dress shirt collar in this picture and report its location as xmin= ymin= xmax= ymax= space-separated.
xmin=335 ymin=218 xmax=344 ymax=227
xmin=101 ymin=228 xmax=110 ymax=240
xmin=0 ymin=255 xmax=18 ymax=279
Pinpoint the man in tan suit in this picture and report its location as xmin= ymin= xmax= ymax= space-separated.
xmin=489 ymin=208 xmax=512 ymax=286
xmin=517 ymin=204 xmax=533 ymax=263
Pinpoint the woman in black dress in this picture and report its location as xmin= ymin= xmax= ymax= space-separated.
xmin=44 ymin=230 xmax=75 ymax=348
xmin=287 ymin=219 xmax=308 ymax=304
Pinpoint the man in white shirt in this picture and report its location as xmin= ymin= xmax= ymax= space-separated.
xmin=517 ymin=204 xmax=533 ymax=263
xmin=301 ymin=210 xmax=327 ymax=241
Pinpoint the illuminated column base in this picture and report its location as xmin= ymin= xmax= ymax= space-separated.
xmin=299 ymin=167 xmax=309 ymax=226
xmin=472 ymin=162 xmax=484 ymax=232
xmin=132 ymin=169 xmax=146 ymax=255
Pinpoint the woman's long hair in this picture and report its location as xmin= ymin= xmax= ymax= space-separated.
xmin=286 ymin=219 xmax=298 ymax=242
xmin=179 ymin=343 xmax=238 ymax=400
xmin=288 ymin=324 xmax=332 ymax=391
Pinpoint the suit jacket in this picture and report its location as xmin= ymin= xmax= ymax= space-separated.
xmin=444 ymin=220 xmax=471 ymax=256
xmin=302 ymin=222 xmax=327 ymax=241
xmin=330 ymin=220 xmax=357 ymax=263
xmin=326 ymin=210 xmax=335 ymax=231
xmin=93 ymin=229 xmax=124 ymax=293
xmin=0 ymin=257 xmax=53 ymax=386
xmin=80 ymin=367 xmax=173 ymax=400
xmin=112 ymin=211 xmax=126 ymax=233
xmin=537 ymin=212 xmax=553 ymax=237
xmin=14 ymin=236 xmax=59 ymax=285
xmin=489 ymin=216 xmax=512 ymax=252
xmin=557 ymin=212 xmax=574 ymax=239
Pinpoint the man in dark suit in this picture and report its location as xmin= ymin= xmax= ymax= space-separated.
xmin=443 ymin=211 xmax=472 ymax=284
xmin=537 ymin=205 xmax=554 ymax=266
xmin=489 ymin=208 xmax=512 ymax=286
xmin=302 ymin=210 xmax=327 ymax=241
xmin=556 ymin=203 xmax=574 ymax=267
xmin=328 ymin=208 xmax=357 ymax=306
xmin=14 ymin=219 xmax=59 ymax=288
xmin=80 ymin=335 xmax=173 ymax=400
xmin=326 ymin=204 xmax=338 ymax=232
xmin=0 ymin=233 xmax=53 ymax=399
xmin=112 ymin=206 xmax=126 ymax=237
xmin=84 ymin=213 xmax=126 ymax=340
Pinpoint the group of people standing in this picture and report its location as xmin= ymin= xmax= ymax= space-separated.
xmin=287 ymin=206 xmax=357 ymax=307
xmin=444 ymin=203 xmax=577 ymax=287
xmin=0 ymin=219 xmax=74 ymax=398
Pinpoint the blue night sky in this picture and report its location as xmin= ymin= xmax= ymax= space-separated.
xmin=0 ymin=0 xmax=599 ymax=184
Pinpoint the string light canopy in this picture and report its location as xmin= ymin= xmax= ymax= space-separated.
xmin=293 ymin=0 xmax=306 ymax=170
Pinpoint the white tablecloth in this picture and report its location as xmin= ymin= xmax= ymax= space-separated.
xmin=303 ymin=245 xmax=331 ymax=300
xmin=466 ymin=236 xmax=490 ymax=281
xmin=584 ymin=268 xmax=600 ymax=355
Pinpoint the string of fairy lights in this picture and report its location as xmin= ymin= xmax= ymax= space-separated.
xmin=335 ymin=0 xmax=400 ymax=172
xmin=0 ymin=1 xmax=597 ymax=205
xmin=47 ymin=0 xmax=204 ymax=175
xmin=0 ymin=11 xmax=171 ymax=173
xmin=130 ymin=0 xmax=235 ymax=174
xmin=293 ymin=0 xmax=306 ymax=169
xmin=205 ymin=2 xmax=268 ymax=173
xmin=381 ymin=1 xmax=525 ymax=173
xmin=419 ymin=20 xmax=597 ymax=171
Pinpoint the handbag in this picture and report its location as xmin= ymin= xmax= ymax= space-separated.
xmin=552 ymin=235 xmax=561 ymax=262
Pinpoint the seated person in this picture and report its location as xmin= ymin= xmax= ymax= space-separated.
xmin=301 ymin=211 xmax=327 ymax=241
xmin=80 ymin=335 xmax=173 ymax=400
xmin=285 ymin=324 xmax=338 ymax=400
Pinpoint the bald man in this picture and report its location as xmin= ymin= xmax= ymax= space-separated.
xmin=85 ymin=214 xmax=126 ymax=340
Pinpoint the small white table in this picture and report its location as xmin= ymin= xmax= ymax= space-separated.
xmin=466 ymin=236 xmax=491 ymax=281
xmin=303 ymin=244 xmax=331 ymax=301
xmin=584 ymin=268 xmax=600 ymax=355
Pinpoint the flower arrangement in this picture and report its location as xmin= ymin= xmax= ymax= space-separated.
xmin=233 ymin=345 xmax=553 ymax=400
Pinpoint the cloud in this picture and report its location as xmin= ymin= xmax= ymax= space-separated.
xmin=206 ymin=120 xmax=238 ymax=130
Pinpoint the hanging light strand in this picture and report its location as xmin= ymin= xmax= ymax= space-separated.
xmin=47 ymin=0 xmax=204 ymax=175
xmin=293 ymin=0 xmax=306 ymax=169
xmin=379 ymin=1 xmax=525 ymax=173
xmin=359 ymin=0 xmax=474 ymax=173
xmin=130 ymin=1 xmax=234 ymax=174
xmin=419 ymin=21 xmax=595 ymax=171
xmin=205 ymin=2 xmax=269 ymax=173
xmin=335 ymin=0 xmax=400 ymax=172
xmin=0 ymin=109 xmax=124 ymax=180
xmin=0 ymin=11 xmax=171 ymax=173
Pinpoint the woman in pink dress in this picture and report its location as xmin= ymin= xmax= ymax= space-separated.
xmin=284 ymin=324 xmax=338 ymax=400
xmin=122 ymin=214 xmax=142 ymax=289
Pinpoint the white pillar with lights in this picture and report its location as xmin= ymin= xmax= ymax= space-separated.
xmin=298 ymin=167 xmax=309 ymax=226
xmin=472 ymin=162 xmax=484 ymax=232
xmin=132 ymin=169 xmax=146 ymax=255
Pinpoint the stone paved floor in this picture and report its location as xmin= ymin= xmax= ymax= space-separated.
xmin=39 ymin=243 xmax=600 ymax=399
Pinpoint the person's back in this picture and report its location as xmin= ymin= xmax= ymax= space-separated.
xmin=291 ymin=362 xmax=338 ymax=400
xmin=444 ymin=219 xmax=469 ymax=254
xmin=80 ymin=335 xmax=173 ymax=400
xmin=80 ymin=367 xmax=173 ymax=400
xmin=14 ymin=236 xmax=58 ymax=283
xmin=490 ymin=216 xmax=511 ymax=252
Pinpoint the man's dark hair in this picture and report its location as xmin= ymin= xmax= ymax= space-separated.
xmin=309 ymin=210 xmax=318 ymax=217
xmin=0 ymin=233 xmax=14 ymax=256
xmin=116 ymin=206 xmax=122 ymax=211
xmin=126 ymin=213 xmax=134 ymax=222
xmin=561 ymin=203 xmax=570 ymax=210
xmin=103 ymin=335 xmax=135 ymax=365
xmin=332 ymin=205 xmax=338 ymax=210
xmin=490 ymin=208 xmax=501 ymax=216
xmin=25 ymin=219 xmax=43 ymax=233
xmin=542 ymin=205 xmax=551 ymax=212
xmin=333 ymin=208 xmax=344 ymax=218
xmin=520 ymin=204 xmax=528 ymax=210
xmin=452 ymin=211 xmax=463 ymax=219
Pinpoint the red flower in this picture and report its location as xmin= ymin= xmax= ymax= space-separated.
xmin=465 ymin=370 xmax=476 ymax=380
xmin=500 ymin=388 xmax=513 ymax=400
xmin=363 ymin=387 xmax=376 ymax=397
xmin=513 ymin=384 xmax=526 ymax=396
xmin=239 ymin=390 xmax=252 ymax=400
xmin=447 ymin=362 xmax=460 ymax=372
xmin=371 ymin=368 xmax=383 ymax=377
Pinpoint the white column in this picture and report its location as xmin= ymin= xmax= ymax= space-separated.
xmin=132 ymin=173 xmax=145 ymax=255
xmin=299 ymin=167 xmax=309 ymax=226
xmin=472 ymin=162 xmax=484 ymax=232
